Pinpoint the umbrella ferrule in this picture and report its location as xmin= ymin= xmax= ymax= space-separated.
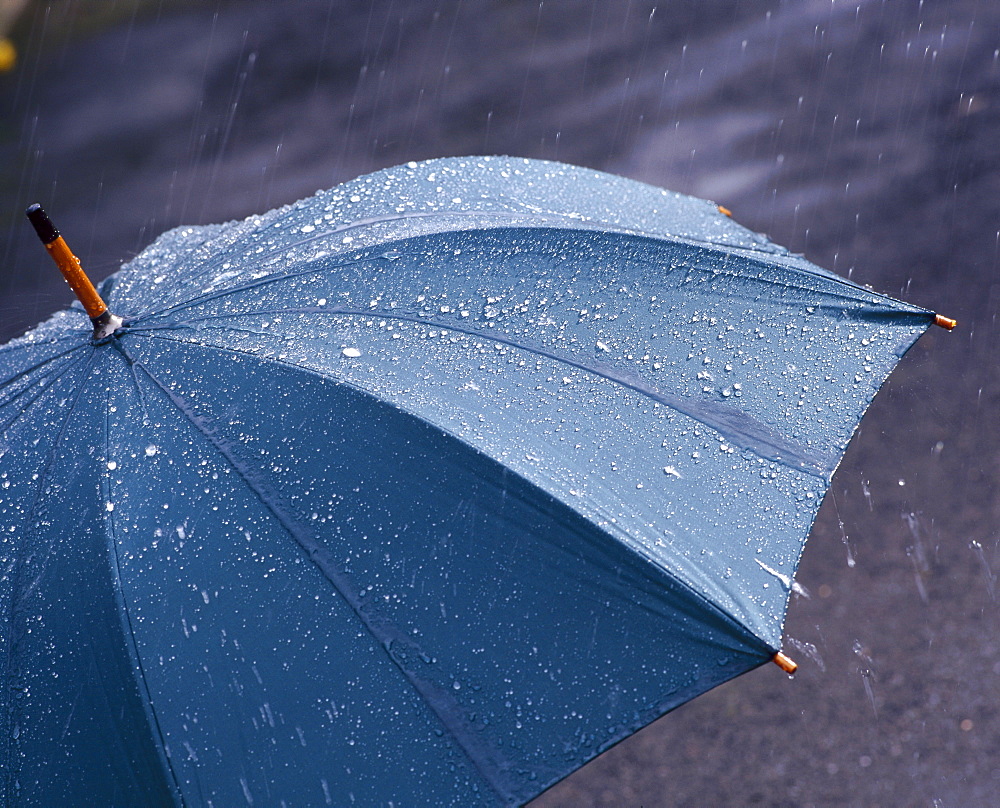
xmin=772 ymin=651 xmax=798 ymax=674
xmin=26 ymin=202 xmax=60 ymax=244
xmin=91 ymin=309 xmax=124 ymax=340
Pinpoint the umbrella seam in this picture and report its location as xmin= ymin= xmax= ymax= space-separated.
xmin=0 ymin=330 xmax=83 ymax=358
xmin=123 ymin=225 xmax=928 ymax=326
xmin=101 ymin=379 xmax=188 ymax=808
xmin=130 ymin=315 xmax=833 ymax=478
xmin=0 ymin=342 xmax=87 ymax=397
xmin=0 ymin=348 xmax=90 ymax=433
xmin=107 ymin=154 xmax=785 ymax=304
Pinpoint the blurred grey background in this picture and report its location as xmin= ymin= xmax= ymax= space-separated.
xmin=1 ymin=1 xmax=998 ymax=805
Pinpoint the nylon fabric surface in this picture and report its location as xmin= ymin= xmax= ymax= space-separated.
xmin=0 ymin=157 xmax=933 ymax=806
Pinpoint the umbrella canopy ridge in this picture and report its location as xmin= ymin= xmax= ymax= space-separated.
xmin=0 ymin=157 xmax=938 ymax=806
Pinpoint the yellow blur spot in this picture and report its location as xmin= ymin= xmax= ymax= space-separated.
xmin=0 ymin=39 xmax=15 ymax=73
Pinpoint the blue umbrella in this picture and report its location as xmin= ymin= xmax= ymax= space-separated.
xmin=0 ymin=157 xmax=951 ymax=806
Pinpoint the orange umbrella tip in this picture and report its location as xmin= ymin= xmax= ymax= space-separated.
xmin=717 ymin=204 xmax=733 ymax=217
xmin=933 ymin=314 xmax=957 ymax=331
xmin=25 ymin=203 xmax=121 ymax=338
xmin=772 ymin=651 xmax=798 ymax=675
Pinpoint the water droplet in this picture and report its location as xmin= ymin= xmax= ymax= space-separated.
xmin=342 ymin=347 xmax=362 ymax=358
xmin=145 ymin=445 xmax=158 ymax=457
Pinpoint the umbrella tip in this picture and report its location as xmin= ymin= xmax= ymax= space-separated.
xmin=717 ymin=204 xmax=733 ymax=218
xmin=26 ymin=202 xmax=59 ymax=244
xmin=933 ymin=314 xmax=957 ymax=331
xmin=772 ymin=651 xmax=798 ymax=675
xmin=25 ymin=203 xmax=121 ymax=338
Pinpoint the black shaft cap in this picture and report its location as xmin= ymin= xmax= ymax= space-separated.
xmin=26 ymin=203 xmax=60 ymax=244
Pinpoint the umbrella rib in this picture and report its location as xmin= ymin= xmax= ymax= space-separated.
xmin=122 ymin=328 xmax=834 ymax=652
xmin=127 ymin=221 xmax=907 ymax=326
xmin=115 ymin=208 xmax=404 ymax=314
xmin=121 ymin=336 xmax=779 ymax=798
xmin=118 ymin=347 xmax=518 ymax=805
xmin=0 ymin=341 xmax=88 ymax=396
xmin=160 ymin=205 xmax=829 ymax=298
xmin=0 ymin=348 xmax=90 ymax=429
xmin=136 ymin=311 xmax=832 ymax=477
xmin=0 ymin=331 xmax=82 ymax=357
xmin=135 ymin=211 xmax=594 ymax=307
xmin=129 ymin=254 xmax=362 ymax=321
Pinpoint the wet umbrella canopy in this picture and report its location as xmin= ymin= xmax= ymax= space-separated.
xmin=0 ymin=157 xmax=947 ymax=806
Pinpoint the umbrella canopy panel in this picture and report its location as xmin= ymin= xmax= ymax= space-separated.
xmin=118 ymin=223 xmax=930 ymax=646
xmin=0 ymin=157 xmax=933 ymax=806
xmin=100 ymin=156 xmax=933 ymax=647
